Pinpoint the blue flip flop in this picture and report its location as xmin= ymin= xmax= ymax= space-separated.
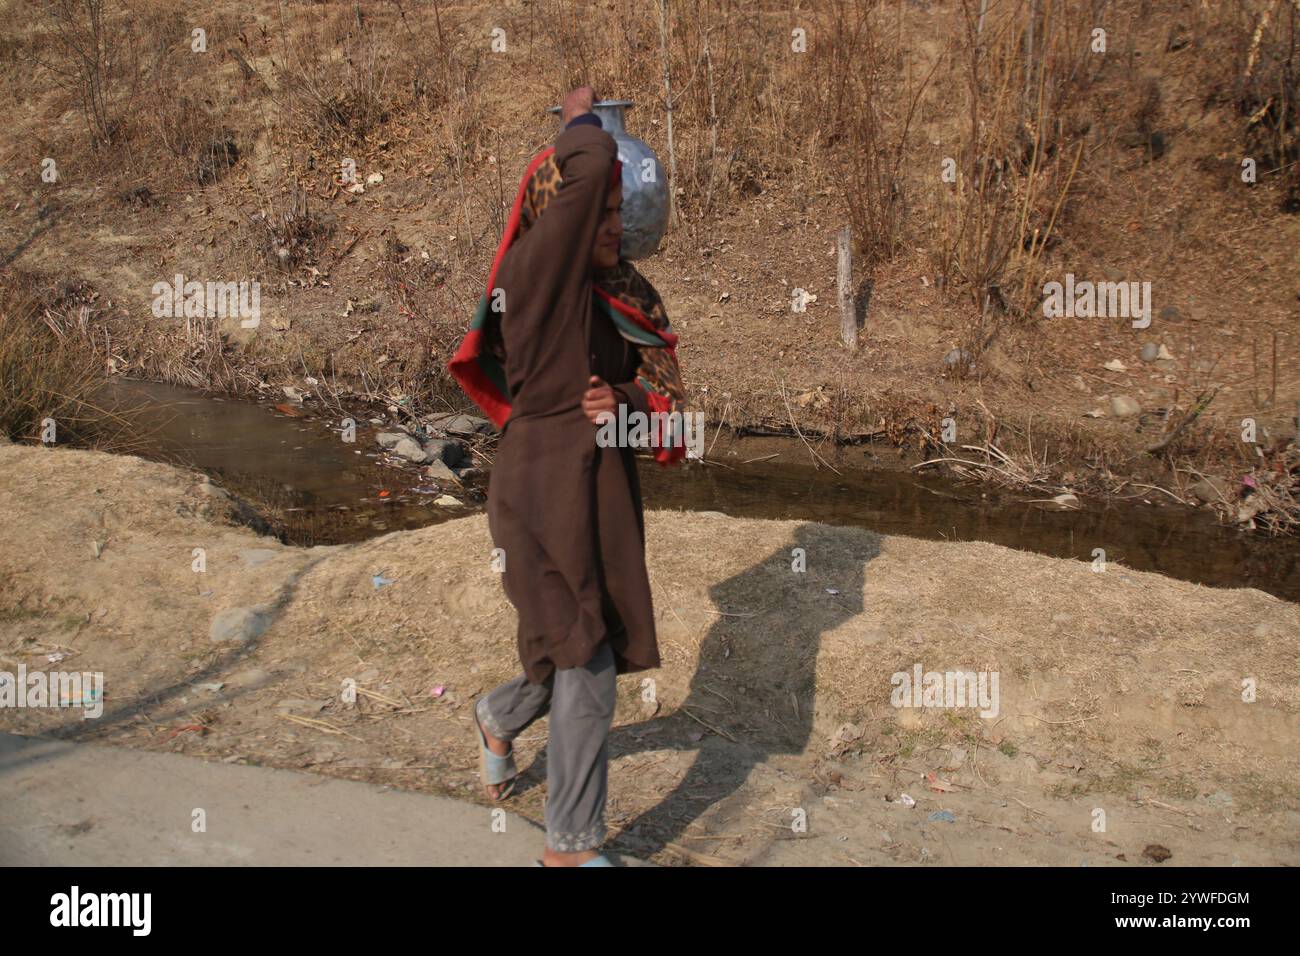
xmin=473 ymin=706 xmax=517 ymax=801
xmin=534 ymin=854 xmax=614 ymax=867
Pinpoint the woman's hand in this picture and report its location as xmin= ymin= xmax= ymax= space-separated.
xmin=561 ymin=85 xmax=597 ymax=124
xmin=582 ymin=375 xmax=617 ymax=426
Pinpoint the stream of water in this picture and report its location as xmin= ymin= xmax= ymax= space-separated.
xmin=102 ymin=379 xmax=1299 ymax=602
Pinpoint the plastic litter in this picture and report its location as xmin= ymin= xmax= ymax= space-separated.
xmin=926 ymin=772 xmax=955 ymax=792
xmin=60 ymin=686 xmax=100 ymax=706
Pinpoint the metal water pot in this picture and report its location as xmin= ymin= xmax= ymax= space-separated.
xmin=547 ymin=99 xmax=668 ymax=260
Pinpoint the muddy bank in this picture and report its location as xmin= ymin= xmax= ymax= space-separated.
xmin=1 ymin=443 xmax=1296 ymax=866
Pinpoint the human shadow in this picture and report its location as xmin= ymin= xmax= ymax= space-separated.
xmin=608 ymin=521 xmax=879 ymax=856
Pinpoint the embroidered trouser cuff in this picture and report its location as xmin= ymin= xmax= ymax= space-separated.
xmin=478 ymin=642 xmax=617 ymax=853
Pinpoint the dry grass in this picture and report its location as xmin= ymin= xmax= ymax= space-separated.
xmin=0 ymin=272 xmax=141 ymax=447
xmin=270 ymin=2 xmax=393 ymax=148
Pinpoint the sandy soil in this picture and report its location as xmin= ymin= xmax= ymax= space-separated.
xmin=1 ymin=442 xmax=1296 ymax=866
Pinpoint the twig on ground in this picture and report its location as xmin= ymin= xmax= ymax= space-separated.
xmin=777 ymin=381 xmax=842 ymax=475
xmin=1146 ymin=388 xmax=1218 ymax=455
xmin=278 ymin=713 xmax=365 ymax=741
xmin=681 ymin=707 xmax=739 ymax=743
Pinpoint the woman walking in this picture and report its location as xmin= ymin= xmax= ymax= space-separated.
xmin=449 ymin=85 xmax=685 ymax=866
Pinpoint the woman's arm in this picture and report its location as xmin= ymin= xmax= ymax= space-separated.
xmin=498 ymin=123 xmax=616 ymax=312
xmin=583 ymin=374 xmax=651 ymax=424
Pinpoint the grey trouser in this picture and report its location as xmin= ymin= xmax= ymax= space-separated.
xmin=475 ymin=642 xmax=617 ymax=852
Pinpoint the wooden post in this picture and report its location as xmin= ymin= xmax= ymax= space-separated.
xmin=837 ymin=226 xmax=857 ymax=352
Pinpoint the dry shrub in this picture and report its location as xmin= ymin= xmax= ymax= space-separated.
xmin=0 ymin=273 xmax=105 ymax=442
xmin=933 ymin=1 xmax=1096 ymax=316
xmin=830 ymin=0 xmax=937 ymax=266
xmin=897 ymin=0 xmax=1099 ymax=372
xmin=272 ymin=1 xmax=395 ymax=147
xmin=375 ymin=238 xmax=466 ymax=411
xmin=21 ymin=0 xmax=226 ymax=189
xmin=1194 ymin=0 xmax=1299 ymax=211
xmin=30 ymin=0 xmax=146 ymax=148
xmin=388 ymin=1 xmax=486 ymax=134
xmin=508 ymin=1 xmax=929 ymax=227
xmin=519 ymin=0 xmax=1094 ymax=297
xmin=265 ymin=0 xmax=490 ymax=185
xmin=154 ymin=91 xmax=215 ymax=160
xmin=425 ymin=43 xmax=488 ymax=178
xmin=247 ymin=186 xmax=334 ymax=274
xmin=537 ymin=0 xmax=606 ymax=91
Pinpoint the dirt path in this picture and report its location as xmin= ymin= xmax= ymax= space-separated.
xmin=1 ymin=443 xmax=1296 ymax=866
xmin=0 ymin=731 xmax=556 ymax=866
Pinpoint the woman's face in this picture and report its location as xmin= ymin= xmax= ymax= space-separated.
xmin=591 ymin=180 xmax=623 ymax=270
